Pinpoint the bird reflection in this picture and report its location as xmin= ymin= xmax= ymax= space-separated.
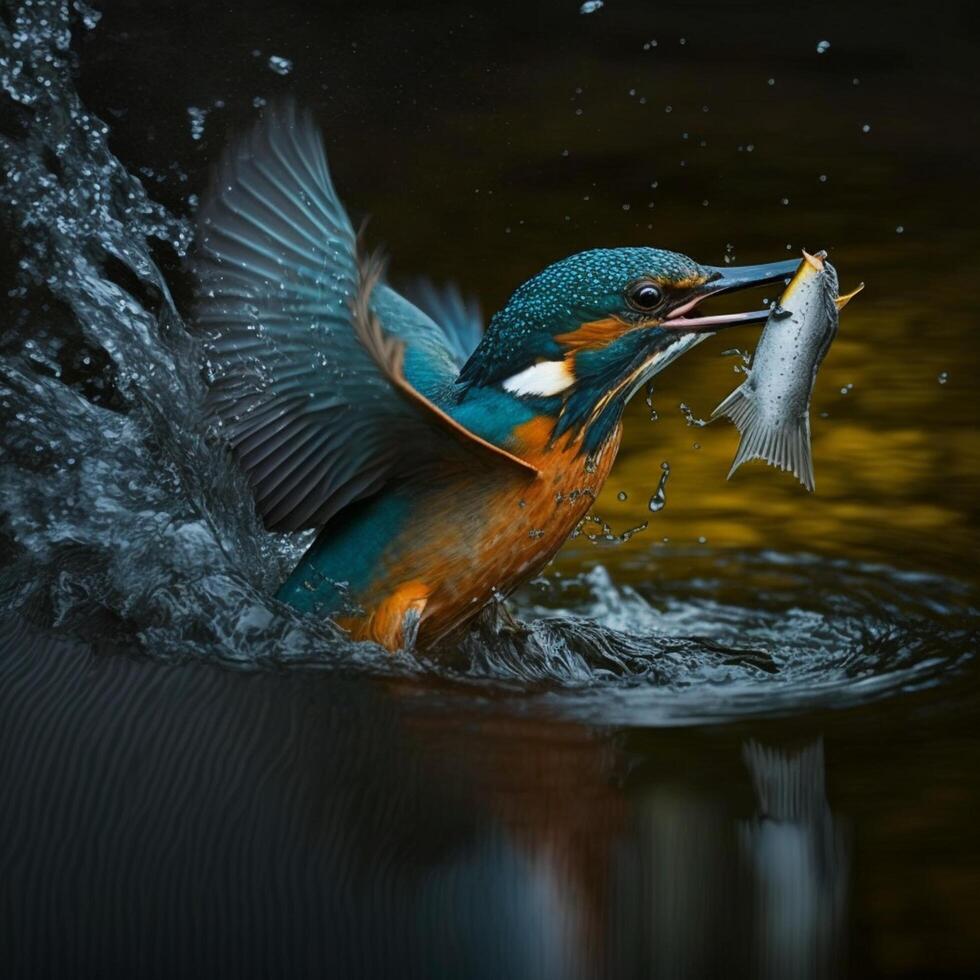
xmin=605 ymin=738 xmax=847 ymax=978
xmin=740 ymin=740 xmax=848 ymax=980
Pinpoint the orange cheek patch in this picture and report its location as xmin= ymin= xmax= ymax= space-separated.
xmin=554 ymin=317 xmax=627 ymax=351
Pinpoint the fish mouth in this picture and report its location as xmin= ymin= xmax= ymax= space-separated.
xmin=664 ymin=258 xmax=801 ymax=332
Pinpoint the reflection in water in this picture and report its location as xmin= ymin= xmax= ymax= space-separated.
xmin=611 ymin=789 xmax=742 ymax=978
xmin=741 ymin=742 xmax=847 ymax=980
xmin=0 ymin=618 xmax=588 ymax=979
xmin=608 ymin=741 xmax=845 ymax=979
xmin=1 ymin=618 xmax=850 ymax=980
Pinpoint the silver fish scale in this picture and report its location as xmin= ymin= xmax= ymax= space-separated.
xmin=749 ymin=261 xmax=839 ymax=425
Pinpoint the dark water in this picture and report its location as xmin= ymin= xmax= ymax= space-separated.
xmin=1 ymin=1 xmax=979 ymax=976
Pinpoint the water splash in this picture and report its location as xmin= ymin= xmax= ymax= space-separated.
xmin=0 ymin=0 xmax=380 ymax=670
xmin=438 ymin=558 xmax=978 ymax=725
xmin=571 ymin=512 xmax=648 ymax=545
xmin=721 ymin=347 xmax=752 ymax=375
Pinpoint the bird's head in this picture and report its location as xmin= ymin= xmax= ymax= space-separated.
xmin=457 ymin=247 xmax=798 ymax=455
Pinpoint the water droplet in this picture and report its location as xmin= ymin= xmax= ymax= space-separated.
xmin=267 ymin=55 xmax=293 ymax=76
xmin=816 ymin=39 xmax=831 ymax=54
xmin=648 ymin=462 xmax=670 ymax=512
xmin=722 ymin=347 xmax=753 ymax=374
xmin=679 ymin=402 xmax=708 ymax=427
xmin=767 ymin=77 xmax=776 ymax=86
xmin=895 ymin=224 xmax=904 ymax=234
xmin=186 ymin=106 xmax=207 ymax=141
xmin=819 ymin=174 xmax=828 ymax=182
xmin=938 ymin=371 xmax=949 ymax=385
xmin=861 ymin=123 xmax=871 ymax=133
xmin=579 ymin=0 xmax=604 ymax=12
xmin=618 ymin=521 xmax=649 ymax=543
xmin=617 ymin=491 xmax=628 ymax=501
xmin=698 ymin=535 xmax=707 ymax=544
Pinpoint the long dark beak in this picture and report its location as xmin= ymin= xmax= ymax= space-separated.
xmin=664 ymin=258 xmax=801 ymax=332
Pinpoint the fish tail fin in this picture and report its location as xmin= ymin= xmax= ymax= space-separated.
xmin=712 ymin=386 xmax=815 ymax=491
xmin=712 ymin=382 xmax=753 ymax=428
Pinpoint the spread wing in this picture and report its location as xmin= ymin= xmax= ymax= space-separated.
xmin=194 ymin=103 xmax=536 ymax=532
xmin=401 ymin=279 xmax=484 ymax=367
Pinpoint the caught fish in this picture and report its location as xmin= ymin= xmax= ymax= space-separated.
xmin=712 ymin=250 xmax=862 ymax=491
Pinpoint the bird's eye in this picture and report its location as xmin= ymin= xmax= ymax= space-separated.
xmin=628 ymin=282 xmax=664 ymax=312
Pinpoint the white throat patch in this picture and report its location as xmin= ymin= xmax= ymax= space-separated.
xmin=501 ymin=359 xmax=575 ymax=397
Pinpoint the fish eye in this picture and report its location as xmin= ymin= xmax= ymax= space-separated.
xmin=627 ymin=282 xmax=664 ymax=312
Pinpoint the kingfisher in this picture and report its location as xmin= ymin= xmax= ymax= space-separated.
xmin=194 ymin=105 xmax=798 ymax=652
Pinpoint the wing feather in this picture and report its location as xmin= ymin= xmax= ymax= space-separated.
xmin=402 ymin=278 xmax=484 ymax=366
xmin=194 ymin=103 xmax=536 ymax=532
